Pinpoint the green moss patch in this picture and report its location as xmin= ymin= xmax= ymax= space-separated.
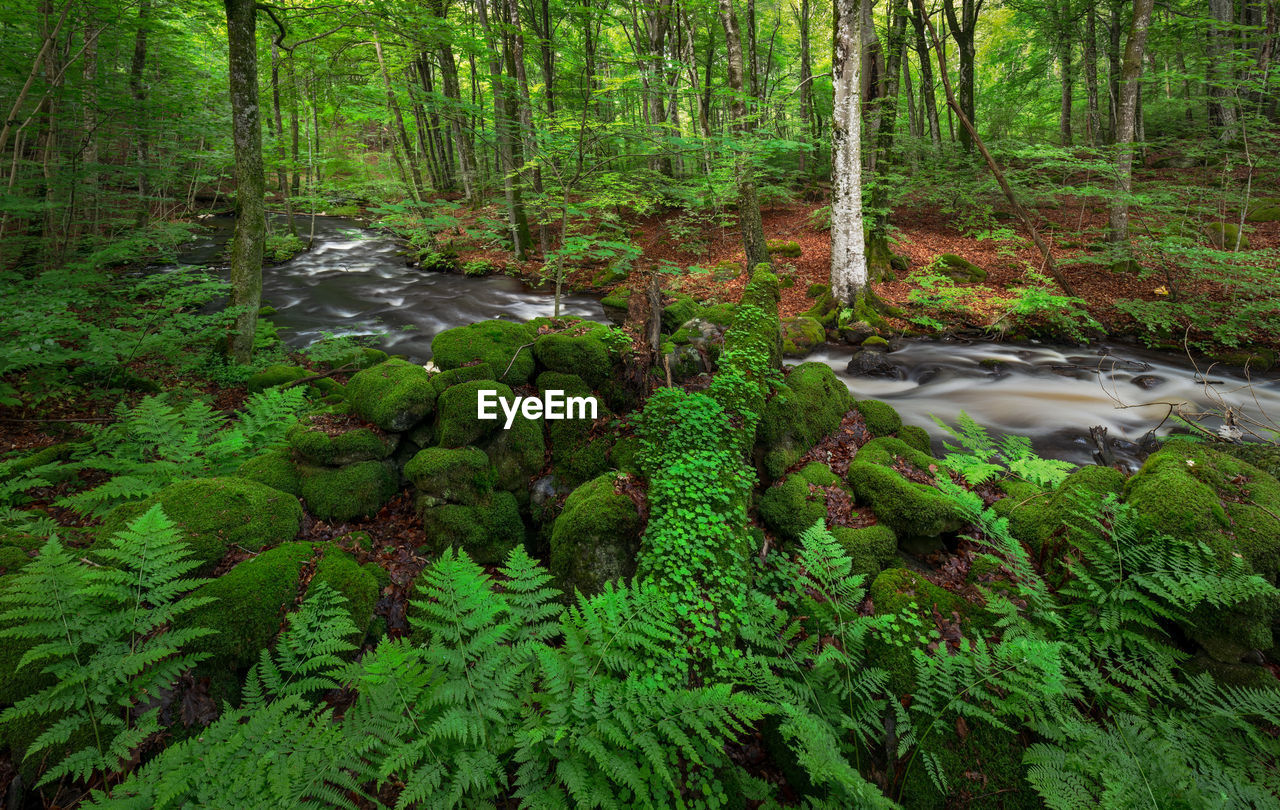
xmin=757 ymin=363 xmax=853 ymax=479
xmin=855 ymin=399 xmax=903 ymax=437
xmin=779 ymin=316 xmax=825 ymax=358
xmin=937 ymin=253 xmax=988 ymax=282
xmin=236 ymin=448 xmax=302 ymax=496
xmin=346 ymin=359 xmax=436 ymax=432
xmin=418 ymin=490 xmax=524 ymax=565
xmin=550 ymin=473 xmax=643 ymax=596
xmin=405 ymin=446 xmax=495 ymax=505
xmin=306 ymin=544 xmax=379 ymax=643
xmin=533 ymin=326 xmax=612 ymax=389
xmin=430 ymin=320 xmax=537 ymax=385
xmin=765 ymin=239 xmax=802 ymax=258
xmin=436 ymin=379 xmax=514 ymax=448
xmin=299 ymin=461 xmax=398 ymax=522
xmin=287 ymin=411 xmax=398 ymax=466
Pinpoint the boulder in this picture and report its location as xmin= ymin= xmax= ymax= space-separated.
xmin=346 ymin=359 xmax=436 ymax=431
xmin=550 ymin=473 xmax=644 ymax=596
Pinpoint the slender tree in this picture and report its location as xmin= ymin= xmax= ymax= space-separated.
xmin=718 ymin=0 xmax=769 ymax=270
xmin=1107 ymin=0 xmax=1155 ymax=243
xmin=831 ymin=0 xmax=868 ymax=307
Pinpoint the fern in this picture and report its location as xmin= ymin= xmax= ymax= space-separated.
xmin=243 ymin=582 xmax=358 ymax=709
xmin=0 ymin=505 xmax=213 ymax=786
xmin=933 ymin=411 xmax=1075 ymax=487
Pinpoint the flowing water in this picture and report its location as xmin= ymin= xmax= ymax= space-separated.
xmin=181 ymin=215 xmax=1280 ymax=468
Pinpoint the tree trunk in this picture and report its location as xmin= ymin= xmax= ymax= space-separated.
xmin=478 ymin=0 xmax=531 ymax=257
xmin=373 ymin=31 xmax=424 ymax=202
xmin=944 ymin=0 xmax=981 ymax=152
xmin=910 ymin=6 xmax=942 ymax=147
xmin=81 ymin=14 xmax=98 ymax=235
xmin=1084 ymin=1 xmax=1100 ymax=145
xmin=130 ymin=0 xmax=150 ymax=227
xmin=1051 ymin=0 xmax=1074 ymax=146
xmin=1208 ymin=0 xmax=1240 ymax=139
xmin=1107 ymin=0 xmax=1154 ymax=243
xmin=503 ymin=0 xmax=546 ymax=255
xmin=1107 ymin=0 xmax=1121 ymax=142
xmin=868 ymin=0 xmax=909 ymax=280
xmin=832 ymin=0 xmax=868 ymax=307
xmin=718 ymin=0 xmax=769 ymax=270
xmin=224 ymin=0 xmax=266 ymax=364
xmin=269 ymin=42 xmax=295 ymax=235
xmin=431 ymin=0 xmax=477 ymax=203
xmin=798 ymin=0 xmax=813 ymax=174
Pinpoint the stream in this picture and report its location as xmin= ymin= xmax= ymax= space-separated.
xmin=181 ymin=215 xmax=1280 ymax=469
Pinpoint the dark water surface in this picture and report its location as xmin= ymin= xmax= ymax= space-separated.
xmin=180 ymin=215 xmax=1280 ymax=467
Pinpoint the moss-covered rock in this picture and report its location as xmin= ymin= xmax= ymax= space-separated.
xmin=236 ymin=447 xmax=302 ymax=496
xmin=538 ymin=372 xmax=612 ymax=488
xmin=1205 ymin=221 xmax=1250 ymax=250
xmin=936 ymin=253 xmax=988 ymax=282
xmin=600 ymin=288 xmax=632 ymax=325
xmin=897 ymin=424 xmax=932 ymax=455
xmin=1211 ymin=347 xmax=1276 ymax=372
xmin=98 ymin=477 xmax=302 ymax=575
xmin=436 ymin=379 xmax=513 ymax=448
xmin=346 ymin=359 xmax=436 ymax=432
xmin=855 ymin=399 xmax=903 ymax=437
xmin=287 ymin=413 xmax=398 ymax=466
xmin=418 ymin=490 xmax=524 ymax=565
xmin=305 ymin=544 xmax=379 ymax=642
xmin=759 ymin=472 xmax=830 ymax=543
xmin=765 ymin=239 xmax=802 ymax=258
xmin=431 ymin=320 xmax=537 ymax=385
xmin=405 ymin=446 xmax=495 ymax=505
xmin=779 ymin=316 xmax=825 ymax=358
xmin=484 ymin=415 xmax=546 ymax=493
xmin=757 ymin=363 xmax=853 ymax=479
xmin=533 ymin=325 xmax=613 ymax=389
xmin=832 ymin=524 xmax=897 ymax=582
xmin=661 ymin=294 xmax=703 ymax=334
xmin=1217 ymin=442 xmax=1280 ymax=480
xmin=184 ymin=542 xmax=312 ymax=672
xmin=299 ymin=461 xmax=398 ymax=522
xmin=550 ymin=473 xmax=643 ymax=596
xmin=847 ymin=438 xmax=962 ymax=538
xmin=1245 ymin=199 xmax=1280 ymax=223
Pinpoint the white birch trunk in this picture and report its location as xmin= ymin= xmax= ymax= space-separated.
xmin=831 ymin=0 xmax=867 ymax=307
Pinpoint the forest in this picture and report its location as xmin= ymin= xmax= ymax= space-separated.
xmin=1 ymin=0 xmax=1279 ymax=806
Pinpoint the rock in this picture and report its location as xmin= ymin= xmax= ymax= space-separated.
xmin=436 ymin=379 xmax=513 ymax=448
xmin=287 ymin=411 xmax=398 ymax=466
xmin=765 ymin=238 xmax=802 ymax=258
xmin=846 ymin=349 xmax=905 ymax=379
xmin=97 ymin=477 xmax=302 ymax=575
xmin=757 ymin=363 xmax=854 ymax=479
xmin=404 ymin=446 xmax=494 ymax=506
xmin=550 ymin=473 xmax=643 ymax=596
xmin=418 ymin=490 xmax=524 ymax=565
xmin=430 ymin=320 xmax=538 ymax=385
xmin=937 ymin=253 xmax=988 ymax=282
xmin=1245 ymin=199 xmax=1280 ymax=223
xmin=1131 ymin=374 xmax=1165 ymax=390
xmin=855 ymin=399 xmax=903 ymax=437
xmin=299 ymin=460 xmax=398 ymax=522
xmin=846 ymin=438 xmax=963 ymax=539
xmin=661 ymin=294 xmax=702 ymax=334
xmin=532 ymin=321 xmax=613 ymax=388
xmin=305 ymin=544 xmax=380 ymax=643
xmin=672 ymin=317 xmax=728 ymax=357
xmin=1205 ymin=221 xmax=1250 ymax=251
xmin=600 ymin=289 xmax=631 ymax=325
xmin=838 ymin=320 xmax=877 ymax=345
xmin=832 ymin=524 xmax=898 ymax=582
xmin=236 ymin=448 xmax=302 ymax=496
xmin=346 ymin=359 xmax=436 ymax=432
xmin=759 ymin=463 xmax=843 ymax=543
xmin=780 ymin=316 xmax=825 ymax=358
xmin=246 ymin=365 xmax=307 ymax=393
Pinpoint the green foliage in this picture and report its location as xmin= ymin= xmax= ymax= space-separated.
xmin=996 ymin=270 xmax=1101 ymax=342
xmin=41 ymin=388 xmax=308 ymax=518
xmin=0 ymin=506 xmax=212 ymax=786
xmin=934 ymin=411 xmax=1076 ymax=488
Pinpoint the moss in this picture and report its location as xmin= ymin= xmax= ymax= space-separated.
xmin=405 ymin=446 xmax=495 ymax=505
xmin=183 ymin=542 xmax=312 ymax=672
xmin=1245 ymin=202 xmax=1280 ymax=223
xmin=937 ymin=253 xmax=988 ymax=281
xmin=765 ymin=239 xmax=802 ymax=258
xmin=600 ymin=288 xmax=632 ymax=325
xmin=346 ymin=359 xmax=436 ymax=432
xmin=1205 ymin=221 xmax=1250 ymax=250
xmin=538 ymin=372 xmax=612 ymax=488
xmin=98 ymin=477 xmax=302 ymax=575
xmin=661 ymin=294 xmax=703 ymax=334
xmin=738 ymin=268 xmax=781 ymax=313
xmin=429 ymin=363 xmax=495 ymax=397
xmin=287 ymin=414 xmax=397 ymax=466
xmin=610 ymin=436 xmax=642 ymax=474
xmin=805 ymin=283 xmax=829 ymax=299
xmin=299 ymin=461 xmax=398 ymax=522
xmin=798 ymin=461 xmax=840 ymax=487
xmin=757 ymin=363 xmax=853 ymax=479
xmin=247 ymin=364 xmax=307 ymax=394
xmin=869 ymin=567 xmax=972 ymax=696
xmin=0 ymin=545 xmax=32 ymax=574
xmin=550 ymin=473 xmax=643 ymax=596
xmin=418 ymin=490 xmax=525 ymax=565
xmin=533 ymin=328 xmax=612 ymax=388
xmin=779 ymin=315 xmax=825 ymax=358
xmin=759 ymin=475 xmax=829 ymax=543
xmin=437 ymin=379 xmax=514 ymax=448
xmin=431 ymin=320 xmax=537 ymax=385
xmin=897 ymin=424 xmax=932 ymax=455
xmin=1218 ymin=443 xmax=1280 ymax=480
xmin=855 ymin=399 xmax=903 ymax=437
xmin=236 ymin=447 xmax=302 ymax=496
xmin=802 ymin=289 xmax=839 ymax=327
xmin=484 ymin=415 xmax=546 ymax=493
xmin=306 ymin=544 xmax=379 ymax=643
xmin=1211 ymin=347 xmax=1276 ymax=372
xmin=861 ymin=336 xmax=890 ymax=349
xmin=701 ymin=303 xmax=737 ymax=326
xmin=832 ymin=524 xmax=897 ymax=582
xmin=846 ymin=439 xmax=962 ymax=539
xmin=2 ymin=442 xmax=78 ymax=476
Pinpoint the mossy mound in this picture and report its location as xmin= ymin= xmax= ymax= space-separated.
xmin=346 ymin=359 xmax=436 ymax=432
xmin=183 ymin=542 xmax=313 ymax=672
xmin=1211 ymin=347 xmax=1276 ymax=372
xmin=418 ymin=490 xmax=524 ymax=565
xmin=405 ymin=446 xmax=495 ymax=505
xmin=897 ymin=424 xmax=932 ymax=455
xmin=287 ymin=413 xmax=398 ymax=466
xmin=1205 ymin=221 xmax=1250 ymax=250
xmin=437 ymin=379 xmax=514 ymax=448
xmin=246 ymin=364 xmax=307 ymax=394
xmin=779 ymin=316 xmax=825 ymax=358
xmin=847 ymin=438 xmax=963 ymax=538
xmin=600 ymin=288 xmax=632 ymax=325
xmin=236 ymin=447 xmax=302 ymax=496
xmin=759 ymin=463 xmax=844 ymax=543
xmin=305 ymin=544 xmax=379 ymax=643
xmin=832 ymin=524 xmax=897 ymax=582
xmin=299 ymin=461 xmax=398 ymax=522
xmin=994 ymin=466 xmax=1123 ymax=581
xmin=550 ymin=473 xmax=644 ymax=596
xmin=757 ymin=363 xmax=853 ymax=479
xmin=765 ymin=239 xmax=802 ymax=258
xmin=533 ymin=324 xmax=613 ymax=389
xmin=1245 ymin=199 xmax=1280 ymax=223
xmin=937 ymin=253 xmax=988 ymax=282
xmin=98 ymin=477 xmax=302 ymax=575
xmin=431 ymin=320 xmax=537 ymax=385
xmin=1217 ymin=442 xmax=1280 ymax=481
xmin=484 ymin=415 xmax=546 ymax=493
xmin=538 ymin=372 xmax=612 ymax=488
xmin=429 ymin=363 xmax=495 ymax=397
xmin=855 ymin=399 xmax=903 ymax=437
xmin=1125 ymin=441 xmax=1280 ymax=658
xmin=661 ymin=294 xmax=703 ymax=334
xmin=869 ymin=566 xmax=976 ymax=695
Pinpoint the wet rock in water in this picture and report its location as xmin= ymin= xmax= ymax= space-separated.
xmin=780 ymin=316 xmax=826 ymax=358
xmin=838 ymin=320 xmax=877 ymax=345
xmin=914 ymin=366 xmax=942 ymax=385
xmin=1131 ymin=374 xmax=1165 ymax=390
xmin=846 ymin=349 xmax=904 ymax=379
